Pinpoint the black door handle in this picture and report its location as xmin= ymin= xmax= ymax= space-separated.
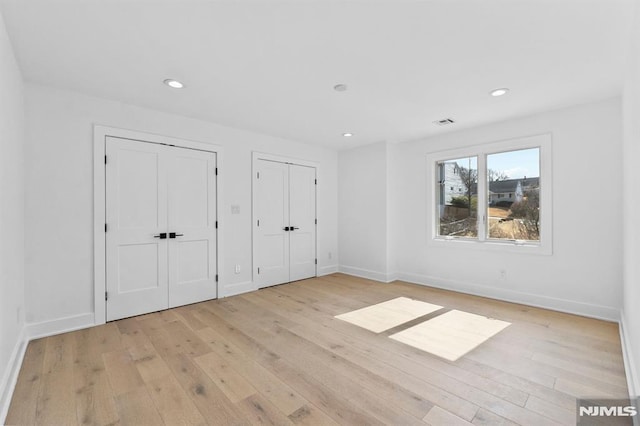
xmin=169 ymin=232 xmax=184 ymax=239
xmin=283 ymin=226 xmax=290 ymax=231
xmin=153 ymin=233 xmax=167 ymax=239
xmin=291 ymin=227 xmax=299 ymax=230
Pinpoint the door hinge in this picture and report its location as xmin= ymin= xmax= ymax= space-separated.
xmin=105 ymin=291 xmax=108 ymax=301
xmin=257 ymin=267 xmax=260 ymax=274
xmin=315 ymin=218 xmax=317 ymax=225
xmin=215 ymin=221 xmax=218 ymax=229
xmin=105 ymin=223 xmax=107 ymax=232
xmin=257 ymin=219 xmax=260 ymax=227
xmin=314 ymin=178 xmax=317 ymax=185
xmin=315 ymin=258 xmax=317 ymax=265
xmin=257 ymin=172 xmax=260 ymax=179
xmin=104 ymin=155 xmax=107 ymax=164
xmin=215 ymin=274 xmax=218 ymax=282
xmin=215 ymin=167 xmax=218 ymax=175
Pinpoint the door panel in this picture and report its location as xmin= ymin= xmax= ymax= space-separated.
xmin=253 ymin=159 xmax=317 ymax=287
xmin=254 ymin=160 xmax=289 ymax=288
xmin=289 ymin=164 xmax=317 ymax=282
xmin=168 ymin=150 xmax=217 ymax=307
xmin=106 ymin=137 xmax=168 ymax=321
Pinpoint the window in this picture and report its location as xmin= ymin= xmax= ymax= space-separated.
xmin=428 ymin=134 xmax=552 ymax=254
xmin=437 ymin=156 xmax=477 ymax=238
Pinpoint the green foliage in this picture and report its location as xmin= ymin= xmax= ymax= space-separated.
xmin=450 ymin=196 xmax=469 ymax=208
xmin=450 ymin=195 xmax=478 ymax=210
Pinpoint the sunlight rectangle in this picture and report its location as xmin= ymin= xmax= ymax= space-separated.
xmin=334 ymin=297 xmax=443 ymax=333
xmin=389 ymin=310 xmax=511 ymax=361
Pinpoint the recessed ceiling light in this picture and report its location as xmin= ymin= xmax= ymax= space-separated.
xmin=334 ymin=84 xmax=348 ymax=92
xmin=342 ymin=132 xmax=354 ymax=137
xmin=163 ymin=79 xmax=184 ymax=89
xmin=490 ymin=88 xmax=509 ymax=97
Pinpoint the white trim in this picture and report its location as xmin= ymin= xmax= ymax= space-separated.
xmin=318 ymin=264 xmax=339 ymax=276
xmin=620 ymin=311 xmax=640 ymax=399
xmin=427 ymin=133 xmax=553 ymax=256
xmin=219 ymin=281 xmax=257 ymax=298
xmin=25 ymin=313 xmax=95 ymax=340
xmin=93 ymin=125 xmax=224 ymax=325
xmin=0 ymin=327 xmax=27 ymax=425
xmin=251 ymin=151 xmax=320 ymax=287
xmin=252 ymin=151 xmax=319 ymax=169
xmin=338 ymin=265 xmax=396 ymax=283
xmin=396 ymin=271 xmax=619 ymax=322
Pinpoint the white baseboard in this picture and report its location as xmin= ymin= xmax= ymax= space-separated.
xmin=620 ymin=311 xmax=639 ymax=400
xmin=0 ymin=326 xmax=27 ymax=425
xmin=26 ymin=312 xmax=95 ymax=341
xmin=395 ymin=272 xmax=620 ymax=322
xmin=220 ymin=281 xmax=256 ymax=298
xmin=318 ymin=264 xmax=339 ymax=276
xmin=338 ymin=265 xmax=396 ymax=283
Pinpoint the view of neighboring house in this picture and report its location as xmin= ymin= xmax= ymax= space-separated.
xmin=438 ymin=162 xmax=466 ymax=205
xmin=488 ymin=177 xmax=540 ymax=205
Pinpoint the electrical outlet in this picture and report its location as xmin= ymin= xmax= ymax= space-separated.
xmin=328 ymin=252 xmax=332 ymax=260
xmin=235 ymin=264 xmax=241 ymax=274
xmin=499 ymin=269 xmax=506 ymax=280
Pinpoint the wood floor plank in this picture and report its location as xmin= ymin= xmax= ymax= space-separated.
xmin=145 ymin=374 xmax=207 ymax=426
xmin=4 ymin=338 xmax=46 ymax=426
xmin=194 ymin=350 xmax=258 ymax=403
xmin=72 ymin=327 xmax=119 ymax=426
xmin=114 ymin=387 xmax=165 ymax=426
xmin=423 ymin=406 xmax=474 ymax=426
xmin=102 ymin=349 xmax=145 ymax=396
xmin=197 ymin=326 xmax=311 ymax=416
xmin=6 ymin=274 xmax=629 ymax=426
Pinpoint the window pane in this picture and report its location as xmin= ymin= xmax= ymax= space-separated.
xmin=486 ymin=148 xmax=540 ymax=241
xmin=436 ymin=156 xmax=478 ymax=238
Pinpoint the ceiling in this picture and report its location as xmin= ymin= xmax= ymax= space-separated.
xmin=0 ymin=0 xmax=633 ymax=150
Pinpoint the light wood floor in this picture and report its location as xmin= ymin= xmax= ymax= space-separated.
xmin=6 ymin=274 xmax=630 ymax=425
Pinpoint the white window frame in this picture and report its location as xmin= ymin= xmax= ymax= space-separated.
xmin=427 ymin=133 xmax=552 ymax=255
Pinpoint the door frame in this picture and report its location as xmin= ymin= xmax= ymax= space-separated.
xmin=251 ymin=152 xmax=318 ymax=287
xmin=93 ymin=125 xmax=224 ymax=325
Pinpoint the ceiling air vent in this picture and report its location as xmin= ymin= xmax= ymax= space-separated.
xmin=433 ymin=118 xmax=455 ymax=126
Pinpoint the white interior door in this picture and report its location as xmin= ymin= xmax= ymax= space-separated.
xmin=254 ymin=160 xmax=290 ymax=288
xmin=106 ymin=137 xmax=218 ymax=321
xmin=168 ymin=149 xmax=218 ymax=307
xmin=253 ymin=158 xmax=316 ymax=288
xmin=106 ymin=137 xmax=169 ymax=321
xmin=289 ymin=164 xmax=317 ymax=281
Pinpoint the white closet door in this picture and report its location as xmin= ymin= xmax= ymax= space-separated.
xmin=254 ymin=160 xmax=290 ymax=288
xmin=106 ymin=137 xmax=169 ymax=321
xmin=167 ymin=149 xmax=218 ymax=307
xmin=289 ymin=164 xmax=317 ymax=282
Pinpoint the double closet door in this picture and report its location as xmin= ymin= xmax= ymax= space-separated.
xmin=105 ymin=137 xmax=217 ymax=321
xmin=254 ymin=159 xmax=317 ymax=288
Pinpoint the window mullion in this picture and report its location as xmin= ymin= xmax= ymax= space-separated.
xmin=477 ymin=153 xmax=487 ymax=241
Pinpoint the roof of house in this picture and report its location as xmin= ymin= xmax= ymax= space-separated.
xmin=489 ymin=177 xmax=540 ymax=194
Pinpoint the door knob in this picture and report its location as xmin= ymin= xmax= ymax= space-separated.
xmin=291 ymin=226 xmax=299 ymax=230
xmin=153 ymin=233 xmax=167 ymax=239
xmin=283 ymin=226 xmax=290 ymax=231
xmin=169 ymin=232 xmax=184 ymax=239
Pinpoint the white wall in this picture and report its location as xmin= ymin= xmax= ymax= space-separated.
xmin=395 ymin=98 xmax=623 ymax=320
xmin=339 ymin=98 xmax=623 ymax=320
xmin=23 ymin=84 xmax=338 ymax=325
xmin=0 ymin=9 xmax=25 ymax=420
xmin=622 ymin=0 xmax=640 ymax=397
xmin=338 ymin=141 xmax=391 ymax=281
